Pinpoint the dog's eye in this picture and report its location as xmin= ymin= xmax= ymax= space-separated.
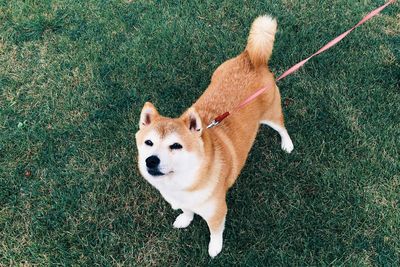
xmin=145 ymin=140 xmax=153 ymax=146
xmin=169 ymin=143 xmax=182 ymax=150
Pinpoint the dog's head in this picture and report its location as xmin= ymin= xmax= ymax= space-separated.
xmin=135 ymin=102 xmax=204 ymax=187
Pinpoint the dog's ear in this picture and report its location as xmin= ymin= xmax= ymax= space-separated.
xmin=139 ymin=102 xmax=159 ymax=129
xmin=182 ymin=107 xmax=202 ymax=135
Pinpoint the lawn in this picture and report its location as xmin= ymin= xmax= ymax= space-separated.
xmin=0 ymin=0 xmax=399 ymax=266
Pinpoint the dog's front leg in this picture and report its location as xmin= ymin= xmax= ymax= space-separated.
xmin=173 ymin=209 xmax=194 ymax=228
xmin=198 ymin=200 xmax=227 ymax=258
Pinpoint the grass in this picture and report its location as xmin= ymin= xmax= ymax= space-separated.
xmin=0 ymin=0 xmax=399 ymax=265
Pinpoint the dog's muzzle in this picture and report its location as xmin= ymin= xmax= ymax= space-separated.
xmin=145 ymin=155 xmax=165 ymax=176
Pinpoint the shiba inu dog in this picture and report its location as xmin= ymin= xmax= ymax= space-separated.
xmin=135 ymin=15 xmax=293 ymax=258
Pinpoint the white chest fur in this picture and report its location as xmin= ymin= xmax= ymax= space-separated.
xmin=156 ymin=181 xmax=215 ymax=210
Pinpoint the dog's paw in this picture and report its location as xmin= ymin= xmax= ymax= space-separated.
xmin=208 ymin=238 xmax=223 ymax=258
xmin=281 ymin=137 xmax=294 ymax=153
xmin=173 ymin=213 xmax=193 ymax=229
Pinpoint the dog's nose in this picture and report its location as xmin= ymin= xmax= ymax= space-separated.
xmin=146 ymin=155 xmax=160 ymax=169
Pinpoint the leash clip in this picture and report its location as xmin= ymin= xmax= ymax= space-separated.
xmin=206 ymin=120 xmax=219 ymax=129
xmin=206 ymin=112 xmax=230 ymax=129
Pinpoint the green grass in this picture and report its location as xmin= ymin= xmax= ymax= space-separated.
xmin=0 ymin=0 xmax=399 ymax=265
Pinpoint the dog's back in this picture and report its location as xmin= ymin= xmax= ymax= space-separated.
xmin=193 ymin=15 xmax=280 ymax=188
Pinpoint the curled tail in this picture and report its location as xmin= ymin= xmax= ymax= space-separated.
xmin=245 ymin=15 xmax=277 ymax=67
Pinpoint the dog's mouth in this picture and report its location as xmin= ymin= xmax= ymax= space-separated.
xmin=147 ymin=168 xmax=174 ymax=177
xmin=147 ymin=168 xmax=165 ymax=176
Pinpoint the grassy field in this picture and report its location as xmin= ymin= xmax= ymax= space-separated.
xmin=0 ymin=0 xmax=399 ymax=265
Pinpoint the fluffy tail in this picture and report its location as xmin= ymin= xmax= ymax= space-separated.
xmin=245 ymin=15 xmax=277 ymax=67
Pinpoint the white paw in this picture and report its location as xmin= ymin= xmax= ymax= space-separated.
xmin=281 ymin=137 xmax=294 ymax=153
xmin=173 ymin=213 xmax=193 ymax=229
xmin=208 ymin=237 xmax=223 ymax=258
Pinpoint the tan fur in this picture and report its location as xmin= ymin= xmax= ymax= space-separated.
xmin=135 ymin=15 xmax=292 ymax=257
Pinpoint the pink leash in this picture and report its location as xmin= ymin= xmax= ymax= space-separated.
xmin=206 ymin=0 xmax=395 ymax=129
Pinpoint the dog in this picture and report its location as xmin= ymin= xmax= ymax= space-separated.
xmin=135 ymin=15 xmax=293 ymax=258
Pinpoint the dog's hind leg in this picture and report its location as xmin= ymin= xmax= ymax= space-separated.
xmin=260 ymin=86 xmax=294 ymax=153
